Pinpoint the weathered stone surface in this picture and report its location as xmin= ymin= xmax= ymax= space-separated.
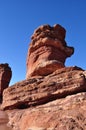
xmin=26 ymin=24 xmax=74 ymax=78
xmin=0 ymin=110 xmax=12 ymax=130
xmin=1 ymin=66 xmax=86 ymax=110
xmin=0 ymin=63 xmax=12 ymax=102
xmin=7 ymin=92 xmax=86 ymax=130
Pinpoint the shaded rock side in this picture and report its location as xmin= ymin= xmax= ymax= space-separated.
xmin=7 ymin=92 xmax=86 ymax=130
xmin=26 ymin=24 xmax=74 ymax=78
xmin=1 ymin=66 xmax=86 ymax=110
xmin=0 ymin=110 xmax=12 ymax=130
xmin=0 ymin=63 xmax=12 ymax=102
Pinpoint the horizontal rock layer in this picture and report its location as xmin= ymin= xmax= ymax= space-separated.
xmin=1 ymin=66 xmax=86 ymax=110
xmin=7 ymin=92 xmax=86 ymax=130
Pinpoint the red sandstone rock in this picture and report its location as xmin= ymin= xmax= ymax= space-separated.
xmin=0 ymin=24 xmax=86 ymax=130
xmin=0 ymin=110 xmax=12 ymax=130
xmin=2 ymin=65 xmax=86 ymax=130
xmin=7 ymin=92 xmax=86 ymax=130
xmin=1 ymin=66 xmax=86 ymax=110
xmin=26 ymin=24 xmax=74 ymax=78
xmin=0 ymin=63 xmax=12 ymax=102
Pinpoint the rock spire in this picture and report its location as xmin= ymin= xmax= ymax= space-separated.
xmin=26 ymin=24 xmax=74 ymax=78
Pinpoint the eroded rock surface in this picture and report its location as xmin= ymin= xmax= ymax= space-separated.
xmin=0 ymin=110 xmax=12 ymax=130
xmin=7 ymin=92 xmax=86 ymax=130
xmin=26 ymin=24 xmax=74 ymax=78
xmin=0 ymin=63 xmax=12 ymax=102
xmin=1 ymin=66 xmax=86 ymax=110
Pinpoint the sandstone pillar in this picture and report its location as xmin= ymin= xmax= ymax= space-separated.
xmin=26 ymin=24 xmax=74 ymax=78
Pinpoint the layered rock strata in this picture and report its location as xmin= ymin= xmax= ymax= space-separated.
xmin=7 ymin=92 xmax=86 ymax=130
xmin=1 ymin=66 xmax=86 ymax=110
xmin=1 ymin=66 xmax=86 ymax=130
xmin=0 ymin=63 xmax=12 ymax=102
xmin=26 ymin=24 xmax=74 ymax=78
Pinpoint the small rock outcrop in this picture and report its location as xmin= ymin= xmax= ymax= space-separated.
xmin=26 ymin=24 xmax=74 ymax=78
xmin=0 ymin=63 xmax=12 ymax=102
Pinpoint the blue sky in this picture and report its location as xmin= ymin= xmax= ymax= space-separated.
xmin=0 ymin=0 xmax=86 ymax=85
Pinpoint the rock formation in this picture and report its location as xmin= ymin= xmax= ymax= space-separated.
xmin=0 ymin=24 xmax=86 ymax=130
xmin=26 ymin=24 xmax=74 ymax=78
xmin=1 ymin=66 xmax=86 ymax=110
xmin=7 ymin=92 xmax=86 ymax=130
xmin=0 ymin=63 xmax=12 ymax=102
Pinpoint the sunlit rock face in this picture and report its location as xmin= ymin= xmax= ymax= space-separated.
xmin=26 ymin=24 xmax=74 ymax=78
xmin=0 ymin=63 xmax=12 ymax=102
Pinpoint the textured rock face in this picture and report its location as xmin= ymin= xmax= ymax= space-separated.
xmin=7 ymin=92 xmax=86 ymax=130
xmin=0 ymin=63 xmax=12 ymax=102
xmin=0 ymin=110 xmax=12 ymax=130
xmin=1 ymin=66 xmax=86 ymax=110
xmin=1 ymin=66 xmax=86 ymax=130
xmin=26 ymin=24 xmax=74 ymax=78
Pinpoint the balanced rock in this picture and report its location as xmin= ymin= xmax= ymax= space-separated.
xmin=0 ymin=63 xmax=12 ymax=102
xmin=26 ymin=24 xmax=74 ymax=78
xmin=1 ymin=24 xmax=86 ymax=130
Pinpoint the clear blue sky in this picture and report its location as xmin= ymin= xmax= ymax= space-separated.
xmin=0 ymin=0 xmax=86 ymax=85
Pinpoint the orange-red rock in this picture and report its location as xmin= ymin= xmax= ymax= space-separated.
xmin=7 ymin=92 xmax=86 ymax=130
xmin=0 ymin=110 xmax=12 ymax=130
xmin=2 ymin=66 xmax=86 ymax=130
xmin=26 ymin=24 xmax=74 ymax=78
xmin=0 ymin=24 xmax=86 ymax=130
xmin=0 ymin=63 xmax=12 ymax=102
xmin=1 ymin=66 xmax=86 ymax=110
